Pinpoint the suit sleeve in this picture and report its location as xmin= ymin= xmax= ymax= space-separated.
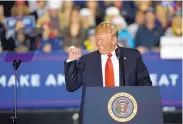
xmin=64 ymin=57 xmax=84 ymax=92
xmin=136 ymin=50 xmax=152 ymax=86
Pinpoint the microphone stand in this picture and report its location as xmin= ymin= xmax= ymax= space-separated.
xmin=10 ymin=60 xmax=21 ymax=124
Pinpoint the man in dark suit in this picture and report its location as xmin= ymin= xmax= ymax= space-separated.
xmin=64 ymin=22 xmax=152 ymax=123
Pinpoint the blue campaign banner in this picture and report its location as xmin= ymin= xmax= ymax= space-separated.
xmin=142 ymin=51 xmax=182 ymax=108
xmin=0 ymin=51 xmax=182 ymax=109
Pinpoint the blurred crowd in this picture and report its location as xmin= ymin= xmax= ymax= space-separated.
xmin=0 ymin=0 xmax=182 ymax=53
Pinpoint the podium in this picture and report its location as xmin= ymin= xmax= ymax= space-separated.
xmin=82 ymin=86 xmax=163 ymax=124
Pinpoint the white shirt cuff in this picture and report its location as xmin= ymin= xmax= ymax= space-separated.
xmin=66 ymin=59 xmax=74 ymax=62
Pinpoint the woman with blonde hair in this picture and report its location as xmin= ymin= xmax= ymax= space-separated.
xmin=165 ymin=10 xmax=182 ymax=36
xmin=60 ymin=1 xmax=73 ymax=28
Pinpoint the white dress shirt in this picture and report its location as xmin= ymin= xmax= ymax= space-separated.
xmin=101 ymin=50 xmax=119 ymax=87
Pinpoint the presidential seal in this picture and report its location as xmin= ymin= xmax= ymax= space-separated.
xmin=108 ymin=92 xmax=138 ymax=122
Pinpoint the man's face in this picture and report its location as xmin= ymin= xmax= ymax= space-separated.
xmin=37 ymin=1 xmax=46 ymax=9
xmin=70 ymin=10 xmax=80 ymax=21
xmin=95 ymin=33 xmax=116 ymax=54
xmin=87 ymin=1 xmax=97 ymax=9
xmin=113 ymin=1 xmax=123 ymax=9
xmin=136 ymin=11 xmax=144 ymax=25
xmin=145 ymin=11 xmax=155 ymax=24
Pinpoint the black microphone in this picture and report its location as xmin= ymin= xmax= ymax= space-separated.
xmin=115 ymin=46 xmax=125 ymax=86
xmin=13 ymin=60 xmax=22 ymax=70
xmin=115 ymin=47 xmax=121 ymax=59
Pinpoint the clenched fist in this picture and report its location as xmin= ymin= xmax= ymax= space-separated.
xmin=68 ymin=46 xmax=82 ymax=61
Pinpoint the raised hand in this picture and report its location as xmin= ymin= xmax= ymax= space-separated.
xmin=68 ymin=46 xmax=82 ymax=61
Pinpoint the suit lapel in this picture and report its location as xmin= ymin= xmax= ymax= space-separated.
xmin=119 ymin=48 xmax=127 ymax=86
xmin=93 ymin=51 xmax=103 ymax=87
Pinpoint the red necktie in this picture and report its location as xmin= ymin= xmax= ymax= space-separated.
xmin=105 ymin=53 xmax=115 ymax=87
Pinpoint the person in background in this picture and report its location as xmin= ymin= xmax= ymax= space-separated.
xmin=165 ymin=10 xmax=182 ymax=37
xmin=0 ymin=41 xmax=2 ymax=53
xmin=135 ymin=8 xmax=164 ymax=53
xmin=160 ymin=1 xmax=181 ymax=20
xmin=86 ymin=1 xmax=103 ymax=26
xmin=80 ymin=8 xmax=94 ymax=30
xmin=0 ymin=23 xmax=3 ymax=53
xmin=39 ymin=21 xmax=63 ymax=53
xmin=0 ymin=5 xmax=5 ymax=24
xmin=14 ymin=20 xmax=30 ymax=53
xmin=11 ymin=1 xmax=30 ymax=17
xmin=175 ymin=1 xmax=182 ymax=11
xmin=0 ymin=5 xmax=6 ymax=52
xmin=42 ymin=43 xmax=52 ymax=53
xmin=38 ymin=21 xmax=52 ymax=53
xmin=112 ymin=16 xmax=134 ymax=48
xmin=0 ymin=20 xmax=14 ymax=51
xmin=69 ymin=6 xmax=81 ymax=23
xmin=155 ymin=5 xmax=170 ymax=33
xmin=104 ymin=6 xmax=127 ymax=25
xmin=30 ymin=1 xmax=47 ymax=21
xmin=63 ymin=9 xmax=87 ymax=52
xmin=59 ymin=1 xmax=74 ymax=28
xmin=112 ymin=1 xmax=137 ymax=25
xmin=83 ymin=28 xmax=96 ymax=51
xmin=98 ymin=0 xmax=113 ymax=22
xmin=36 ymin=1 xmax=63 ymax=37
xmin=127 ymin=10 xmax=145 ymax=38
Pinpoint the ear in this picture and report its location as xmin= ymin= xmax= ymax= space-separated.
xmin=112 ymin=36 xmax=117 ymax=45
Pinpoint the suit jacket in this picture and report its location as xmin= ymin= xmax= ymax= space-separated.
xmin=64 ymin=47 xmax=152 ymax=123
